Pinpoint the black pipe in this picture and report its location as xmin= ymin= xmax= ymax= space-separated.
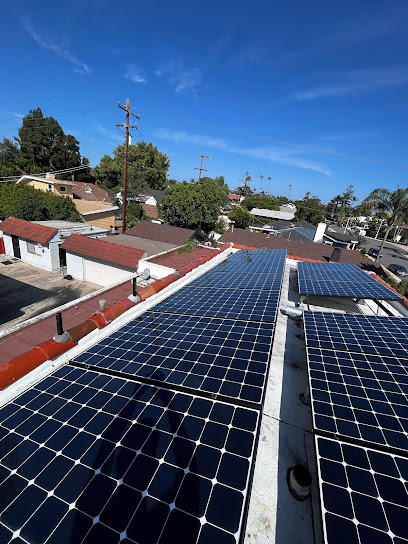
xmin=56 ymin=312 xmax=63 ymax=336
xmin=133 ymin=277 xmax=137 ymax=297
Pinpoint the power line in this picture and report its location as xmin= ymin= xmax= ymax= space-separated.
xmin=136 ymin=105 xmax=408 ymax=171
xmin=0 ymin=164 xmax=92 ymax=182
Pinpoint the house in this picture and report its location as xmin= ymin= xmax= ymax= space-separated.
xmin=323 ymin=225 xmax=359 ymax=250
xmin=60 ymin=234 xmax=146 ymax=286
xmin=106 ymin=234 xmax=178 ymax=257
xmin=0 ymin=217 xmax=108 ymax=272
xmin=17 ymin=174 xmax=119 ymax=229
xmin=126 ymin=221 xmax=198 ymax=246
xmin=228 ymin=193 xmax=244 ymax=205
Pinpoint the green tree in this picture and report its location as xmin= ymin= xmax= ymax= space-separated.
xmin=127 ymin=202 xmax=145 ymax=228
xmin=228 ymin=206 xmax=252 ymax=229
xmin=294 ymin=194 xmax=326 ymax=225
xmin=362 ymin=187 xmax=408 ymax=262
xmin=95 ymin=141 xmax=170 ymax=193
xmin=16 ymin=108 xmax=82 ymax=173
xmin=159 ymin=183 xmax=220 ymax=232
xmin=0 ymin=139 xmax=22 ymax=178
xmin=242 ymin=194 xmax=280 ymax=212
xmin=199 ymin=176 xmax=229 ymax=206
xmin=0 ymin=184 xmax=82 ymax=222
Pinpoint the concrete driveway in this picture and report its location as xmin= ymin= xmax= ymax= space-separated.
xmin=362 ymin=237 xmax=408 ymax=281
xmin=0 ymin=256 xmax=99 ymax=331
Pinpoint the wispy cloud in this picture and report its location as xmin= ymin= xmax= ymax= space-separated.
xmin=293 ymin=67 xmax=408 ymax=100
xmin=124 ymin=64 xmax=147 ymax=83
xmin=156 ymin=59 xmax=202 ymax=95
xmin=94 ymin=123 xmax=123 ymax=143
xmin=154 ymin=128 xmax=330 ymax=176
xmin=22 ymin=17 xmax=92 ymax=75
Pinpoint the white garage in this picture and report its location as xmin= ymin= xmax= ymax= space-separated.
xmin=61 ymin=234 xmax=146 ymax=287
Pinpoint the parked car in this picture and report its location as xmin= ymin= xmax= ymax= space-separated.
xmin=388 ymin=263 xmax=408 ymax=276
xmin=368 ymin=247 xmax=382 ymax=258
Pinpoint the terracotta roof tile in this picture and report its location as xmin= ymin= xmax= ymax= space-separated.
xmin=0 ymin=217 xmax=58 ymax=244
xmin=127 ymin=221 xmax=196 ymax=245
xmin=60 ymin=234 xmax=145 ymax=268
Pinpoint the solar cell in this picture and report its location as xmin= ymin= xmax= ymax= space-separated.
xmin=214 ymin=261 xmax=285 ymax=274
xmin=225 ymin=249 xmax=287 ymax=263
xmin=0 ymin=366 xmax=259 ymax=544
xmin=307 ymin=347 xmax=408 ymax=454
xmin=188 ymin=272 xmax=283 ymax=290
xmin=304 ymin=312 xmax=408 ymax=359
xmin=298 ymin=262 xmax=357 ymax=271
xmin=154 ymin=287 xmax=280 ymax=322
xmin=316 ymin=436 xmax=408 ymax=544
xmin=298 ymin=267 xmax=370 ymax=283
xmin=298 ymin=278 xmax=402 ymax=300
xmin=73 ymin=313 xmax=274 ymax=406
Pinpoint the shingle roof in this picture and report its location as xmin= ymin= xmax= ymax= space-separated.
xmin=0 ymin=217 xmax=58 ymax=244
xmin=127 ymin=221 xmax=196 ymax=245
xmin=60 ymin=234 xmax=145 ymax=268
xmin=105 ymin=235 xmax=176 ymax=257
xmin=74 ymin=200 xmax=118 ymax=215
xmin=72 ymin=182 xmax=112 ymax=203
xmin=141 ymin=204 xmax=158 ymax=219
xmin=219 ymin=228 xmax=364 ymax=265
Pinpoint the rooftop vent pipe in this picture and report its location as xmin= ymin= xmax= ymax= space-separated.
xmin=287 ymin=465 xmax=312 ymax=501
xmin=284 ymin=305 xmax=304 ymax=319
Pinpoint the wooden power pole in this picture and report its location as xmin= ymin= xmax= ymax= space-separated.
xmin=117 ymin=99 xmax=140 ymax=233
xmin=195 ymin=154 xmax=210 ymax=183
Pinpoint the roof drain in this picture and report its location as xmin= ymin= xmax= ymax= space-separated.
xmin=287 ymin=465 xmax=312 ymax=501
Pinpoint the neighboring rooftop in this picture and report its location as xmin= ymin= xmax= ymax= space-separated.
xmin=220 ymin=227 xmax=366 ymax=265
xmin=33 ymin=220 xmax=108 ymax=238
xmin=60 ymin=234 xmax=146 ymax=268
xmin=141 ymin=203 xmax=159 ymax=218
xmin=17 ymin=174 xmax=76 ymax=186
xmin=72 ymin=181 xmax=112 ymax=203
xmin=0 ymin=216 xmax=58 ymax=244
xmin=106 ymin=234 xmax=177 ymax=257
xmin=152 ymin=247 xmax=215 ymax=269
xmin=250 ymin=206 xmax=296 ymax=221
xmin=74 ymin=200 xmax=118 ymax=215
xmin=127 ymin=220 xmax=197 ymax=245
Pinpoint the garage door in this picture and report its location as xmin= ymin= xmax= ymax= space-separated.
xmin=83 ymin=258 xmax=135 ymax=287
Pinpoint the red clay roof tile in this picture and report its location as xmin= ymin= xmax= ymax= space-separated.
xmin=0 ymin=217 xmax=58 ymax=244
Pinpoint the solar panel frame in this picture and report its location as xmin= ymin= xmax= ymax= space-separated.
xmin=298 ymin=278 xmax=402 ymax=300
xmin=154 ymin=287 xmax=281 ymax=322
xmin=316 ymin=435 xmax=408 ymax=544
xmin=72 ymin=313 xmax=275 ymax=407
xmin=188 ymin=272 xmax=284 ymax=290
xmin=0 ymin=366 xmax=260 ymax=544
xmin=304 ymin=312 xmax=408 ymax=359
xmin=307 ymin=347 xmax=408 ymax=455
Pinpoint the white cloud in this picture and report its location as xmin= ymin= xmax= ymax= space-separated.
xmin=154 ymin=128 xmax=330 ymax=176
xmin=293 ymin=67 xmax=408 ymax=100
xmin=22 ymin=18 xmax=92 ymax=75
xmin=94 ymin=123 xmax=123 ymax=143
xmin=124 ymin=64 xmax=147 ymax=83
xmin=156 ymin=59 xmax=202 ymax=95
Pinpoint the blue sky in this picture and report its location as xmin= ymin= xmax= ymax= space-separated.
xmin=1 ymin=0 xmax=408 ymax=203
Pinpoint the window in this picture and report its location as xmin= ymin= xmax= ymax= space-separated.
xmin=27 ymin=242 xmax=36 ymax=254
xmin=48 ymin=184 xmax=52 ymax=192
xmin=59 ymin=186 xmax=67 ymax=193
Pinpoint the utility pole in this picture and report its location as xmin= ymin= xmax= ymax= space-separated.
xmin=195 ymin=154 xmax=210 ymax=183
xmin=117 ymin=99 xmax=140 ymax=233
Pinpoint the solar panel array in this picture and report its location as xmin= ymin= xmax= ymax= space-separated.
xmin=305 ymin=311 xmax=408 ymax=544
xmin=298 ymin=262 xmax=402 ymax=300
xmin=0 ymin=248 xmax=287 ymax=543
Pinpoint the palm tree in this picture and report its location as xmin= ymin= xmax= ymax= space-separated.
xmin=267 ymin=176 xmax=271 ymax=195
xmin=259 ymin=174 xmax=264 ymax=193
xmin=362 ymin=187 xmax=408 ymax=262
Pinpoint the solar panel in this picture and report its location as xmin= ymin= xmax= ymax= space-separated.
xmin=304 ymin=312 xmax=408 ymax=359
xmin=298 ymin=264 xmax=370 ymax=283
xmin=298 ymin=277 xmax=402 ymax=300
xmin=225 ymin=249 xmax=287 ymax=263
xmin=307 ymin=347 xmax=408 ymax=454
xmin=188 ymin=272 xmax=283 ymax=290
xmin=154 ymin=287 xmax=280 ymax=322
xmin=73 ymin=313 xmax=275 ymax=406
xmin=299 ymin=262 xmax=357 ymax=271
xmin=0 ymin=366 xmax=259 ymax=544
xmin=316 ymin=436 xmax=408 ymax=544
xmin=214 ymin=261 xmax=285 ymax=274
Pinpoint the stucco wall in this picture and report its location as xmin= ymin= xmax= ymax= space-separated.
xmin=66 ymin=252 xmax=84 ymax=280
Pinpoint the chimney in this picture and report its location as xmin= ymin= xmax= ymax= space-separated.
xmin=313 ymin=222 xmax=327 ymax=243
xmin=330 ymin=248 xmax=342 ymax=262
xmin=45 ymin=173 xmax=56 ymax=180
